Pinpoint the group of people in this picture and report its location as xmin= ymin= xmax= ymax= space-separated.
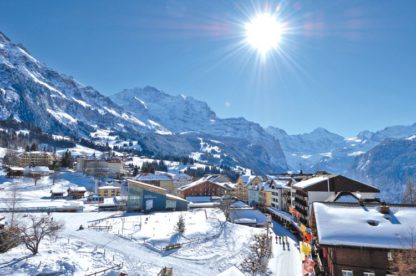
xmin=275 ymin=235 xmax=290 ymax=251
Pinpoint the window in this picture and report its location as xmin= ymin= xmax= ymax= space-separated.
xmin=342 ymin=270 xmax=353 ymax=276
xmin=387 ymin=251 xmax=393 ymax=261
xmin=363 ymin=273 xmax=375 ymax=276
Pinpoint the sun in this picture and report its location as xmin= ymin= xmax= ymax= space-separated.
xmin=245 ymin=13 xmax=284 ymax=57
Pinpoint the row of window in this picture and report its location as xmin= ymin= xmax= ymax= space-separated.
xmin=342 ymin=270 xmax=394 ymax=276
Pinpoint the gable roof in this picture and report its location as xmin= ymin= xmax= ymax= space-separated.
xmin=135 ymin=173 xmax=172 ymax=181
xmin=178 ymin=175 xmax=234 ymax=191
xmin=127 ymin=179 xmax=167 ymax=195
xmin=239 ymin=175 xmax=261 ymax=185
xmin=293 ymin=175 xmax=379 ymax=193
xmin=313 ymin=202 xmax=416 ymax=249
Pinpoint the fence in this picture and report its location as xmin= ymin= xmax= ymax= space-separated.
xmin=84 ymin=262 xmax=123 ymax=276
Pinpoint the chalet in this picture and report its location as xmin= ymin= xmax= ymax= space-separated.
xmin=135 ymin=173 xmax=176 ymax=194
xmin=127 ymin=179 xmax=188 ymax=212
xmin=98 ymin=196 xmax=127 ymax=211
xmin=177 ymin=175 xmax=234 ymax=198
xmin=6 ymin=166 xmax=25 ymax=177
xmin=98 ymin=186 xmax=121 ymax=198
xmin=233 ymin=175 xmax=263 ymax=201
xmin=311 ymin=202 xmax=416 ymax=276
xmin=50 ymin=185 xmax=65 ymax=198
xmin=67 ymin=186 xmax=87 ymax=199
xmin=25 ymin=166 xmax=53 ymax=177
xmin=292 ymin=174 xmax=380 ymax=225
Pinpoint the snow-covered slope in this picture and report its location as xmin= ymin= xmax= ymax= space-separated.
xmin=266 ymin=126 xmax=346 ymax=170
xmin=349 ymin=137 xmax=416 ymax=202
xmin=112 ymin=87 xmax=288 ymax=173
xmin=0 ymin=32 xmax=152 ymax=137
xmin=267 ymin=124 xmax=416 ymax=175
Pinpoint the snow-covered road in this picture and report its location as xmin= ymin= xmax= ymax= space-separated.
xmin=269 ymin=221 xmax=303 ymax=276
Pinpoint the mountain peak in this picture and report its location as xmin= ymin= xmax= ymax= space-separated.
xmin=311 ymin=127 xmax=330 ymax=134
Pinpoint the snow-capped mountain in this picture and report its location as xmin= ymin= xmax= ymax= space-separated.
xmin=0 ymin=32 xmax=287 ymax=173
xmin=0 ymin=32 xmax=151 ymax=137
xmin=267 ymin=123 xmax=416 ymax=202
xmin=266 ymin=127 xmax=345 ymax=170
xmin=350 ymin=137 xmax=416 ymax=202
xmin=112 ymin=87 xmax=288 ymax=173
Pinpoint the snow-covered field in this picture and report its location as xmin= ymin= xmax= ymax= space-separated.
xmin=0 ymin=170 xmax=302 ymax=275
xmin=0 ymin=209 xmax=267 ymax=275
xmin=0 ymin=170 xmax=96 ymax=211
xmin=0 ymin=209 xmax=303 ymax=275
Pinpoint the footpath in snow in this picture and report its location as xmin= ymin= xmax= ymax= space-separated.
xmin=269 ymin=220 xmax=303 ymax=276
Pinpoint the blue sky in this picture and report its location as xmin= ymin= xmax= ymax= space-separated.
xmin=1 ymin=0 xmax=415 ymax=136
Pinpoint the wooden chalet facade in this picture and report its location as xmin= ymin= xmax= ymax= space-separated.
xmin=311 ymin=202 xmax=416 ymax=276
xmin=178 ymin=175 xmax=234 ymax=198
xmin=67 ymin=187 xmax=86 ymax=199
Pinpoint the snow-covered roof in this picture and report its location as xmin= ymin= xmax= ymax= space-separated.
xmin=98 ymin=185 xmax=120 ymax=190
xmin=20 ymin=151 xmax=52 ymax=155
xmin=230 ymin=201 xmax=250 ymax=209
xmin=156 ymin=171 xmax=192 ymax=180
xmin=186 ymin=196 xmax=212 ymax=203
xmin=217 ymin=266 xmax=245 ymax=276
xmin=313 ymin=202 xmax=416 ymax=249
xmin=292 ymin=175 xmax=333 ymax=189
xmin=25 ymin=166 xmax=51 ymax=172
xmin=271 ymin=179 xmax=290 ymax=189
xmin=50 ymin=185 xmax=65 ymax=194
xmin=179 ymin=176 xmax=235 ymax=191
xmin=166 ymin=194 xmax=188 ymax=202
xmin=99 ymin=197 xmax=117 ymax=207
xmin=230 ymin=209 xmax=268 ymax=226
xmin=239 ymin=175 xmax=260 ymax=185
xmin=135 ymin=173 xmax=172 ymax=181
xmin=8 ymin=166 xmax=24 ymax=171
xmin=68 ymin=186 xmax=87 ymax=192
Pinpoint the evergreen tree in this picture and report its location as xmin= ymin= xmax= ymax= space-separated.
xmin=30 ymin=142 xmax=38 ymax=152
xmin=61 ymin=150 xmax=73 ymax=168
xmin=175 ymin=214 xmax=186 ymax=233
xmin=133 ymin=165 xmax=139 ymax=176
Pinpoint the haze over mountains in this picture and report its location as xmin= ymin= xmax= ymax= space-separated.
xmin=1 ymin=31 xmax=415 ymax=201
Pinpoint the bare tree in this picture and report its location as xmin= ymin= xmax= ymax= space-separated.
xmin=390 ymin=227 xmax=416 ymax=275
xmin=219 ymin=198 xmax=233 ymax=221
xmin=402 ymin=179 xmax=416 ymax=205
xmin=241 ymin=233 xmax=273 ymax=275
xmin=19 ymin=215 xmax=64 ymax=255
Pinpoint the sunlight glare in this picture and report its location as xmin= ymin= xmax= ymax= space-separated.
xmin=245 ymin=13 xmax=283 ymax=57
